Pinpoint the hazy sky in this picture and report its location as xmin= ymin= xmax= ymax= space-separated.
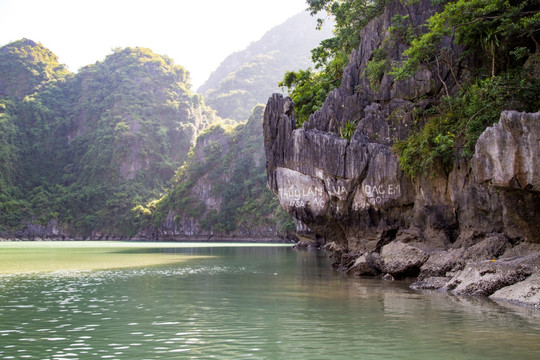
xmin=0 ymin=0 xmax=313 ymax=89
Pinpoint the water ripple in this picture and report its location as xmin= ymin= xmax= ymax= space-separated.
xmin=0 ymin=248 xmax=539 ymax=359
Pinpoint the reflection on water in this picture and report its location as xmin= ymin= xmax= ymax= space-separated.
xmin=0 ymin=245 xmax=539 ymax=359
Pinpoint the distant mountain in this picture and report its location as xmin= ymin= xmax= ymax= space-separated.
xmin=0 ymin=38 xmax=69 ymax=99
xmin=0 ymin=41 xmax=218 ymax=237
xmin=199 ymin=11 xmax=333 ymax=122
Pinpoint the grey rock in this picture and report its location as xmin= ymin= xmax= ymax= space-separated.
xmin=380 ymin=241 xmax=429 ymax=278
xmin=490 ymin=273 xmax=540 ymax=307
xmin=444 ymin=256 xmax=538 ymax=297
xmin=501 ymin=242 xmax=540 ymax=259
xmin=365 ymin=251 xmax=384 ymax=274
xmin=294 ymin=239 xmax=320 ymax=250
xmin=347 ymin=253 xmax=379 ymax=276
xmin=473 ymin=111 xmax=540 ymax=190
xmin=470 ymin=110 xmax=540 ymax=244
xmin=410 ymin=276 xmax=450 ymax=290
xmin=462 ymin=234 xmax=511 ymax=261
xmin=419 ymin=249 xmax=465 ymax=279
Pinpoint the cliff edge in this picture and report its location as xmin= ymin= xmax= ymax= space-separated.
xmin=264 ymin=0 xmax=540 ymax=306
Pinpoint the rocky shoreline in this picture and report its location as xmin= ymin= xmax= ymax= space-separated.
xmin=346 ymin=239 xmax=539 ymax=307
xmin=295 ymin=237 xmax=540 ymax=307
xmin=263 ymin=0 xmax=540 ymax=308
xmin=265 ymin=95 xmax=540 ymax=308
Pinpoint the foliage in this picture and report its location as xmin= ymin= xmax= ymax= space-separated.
xmin=391 ymin=0 xmax=540 ymax=80
xmin=0 ymin=38 xmax=69 ymax=99
xmin=279 ymin=68 xmax=339 ymax=125
xmin=387 ymin=14 xmax=416 ymax=45
xmin=390 ymin=0 xmax=540 ymax=177
xmin=280 ymin=0 xmax=388 ymax=125
xmin=364 ymin=47 xmax=389 ymax=91
xmin=339 ymin=121 xmax=357 ymax=141
xmin=149 ymin=105 xmax=294 ymax=236
xmin=307 ymin=0 xmax=389 ymax=63
xmin=0 ymin=40 xmax=217 ymax=236
xmin=395 ymin=69 xmax=540 ymax=177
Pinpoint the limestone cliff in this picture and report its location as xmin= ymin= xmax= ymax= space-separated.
xmin=264 ymin=0 xmax=540 ymax=305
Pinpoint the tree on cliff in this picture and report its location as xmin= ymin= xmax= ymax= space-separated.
xmin=281 ymin=0 xmax=539 ymax=176
xmin=391 ymin=0 xmax=540 ymax=176
xmin=280 ymin=0 xmax=388 ymax=124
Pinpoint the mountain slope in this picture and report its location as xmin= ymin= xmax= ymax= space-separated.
xmin=139 ymin=106 xmax=294 ymax=240
xmin=199 ymin=11 xmax=333 ymax=121
xmin=0 ymin=38 xmax=69 ymax=99
xmin=0 ymin=41 xmax=218 ymax=236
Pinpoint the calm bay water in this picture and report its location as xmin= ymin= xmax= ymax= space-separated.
xmin=0 ymin=242 xmax=539 ymax=359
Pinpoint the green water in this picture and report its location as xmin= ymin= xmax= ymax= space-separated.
xmin=0 ymin=242 xmax=539 ymax=359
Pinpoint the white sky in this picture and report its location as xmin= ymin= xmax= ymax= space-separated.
xmin=0 ymin=0 xmax=312 ymax=89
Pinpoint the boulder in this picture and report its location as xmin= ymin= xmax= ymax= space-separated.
xmin=444 ymin=255 xmax=538 ymax=296
xmin=419 ymin=248 xmax=465 ymax=278
xmin=462 ymin=234 xmax=511 ymax=261
xmin=490 ymin=273 xmax=540 ymax=307
xmin=347 ymin=253 xmax=379 ymax=276
xmin=380 ymin=241 xmax=429 ymax=278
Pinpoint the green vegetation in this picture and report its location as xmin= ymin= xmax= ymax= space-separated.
xmin=0 ymin=39 xmax=69 ymax=99
xmin=364 ymin=47 xmax=389 ymax=91
xmin=280 ymin=0 xmax=388 ymax=125
xmin=395 ymin=69 xmax=540 ymax=176
xmin=147 ymin=105 xmax=295 ymax=236
xmin=392 ymin=0 xmax=540 ymax=176
xmin=391 ymin=0 xmax=540 ymax=81
xmin=0 ymin=36 xmax=296 ymax=238
xmin=339 ymin=121 xmax=357 ymax=141
xmin=0 ymin=41 xmax=217 ymax=235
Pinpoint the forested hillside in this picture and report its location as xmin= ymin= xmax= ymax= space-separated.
xmin=135 ymin=106 xmax=295 ymax=240
xmin=0 ymin=10 xmax=337 ymax=240
xmin=198 ymin=11 xmax=333 ymax=121
xmin=0 ymin=40 xmax=218 ymax=237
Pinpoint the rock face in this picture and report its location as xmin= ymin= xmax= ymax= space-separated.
xmin=263 ymin=0 xmax=540 ymax=305
xmin=143 ymin=106 xmax=295 ymax=242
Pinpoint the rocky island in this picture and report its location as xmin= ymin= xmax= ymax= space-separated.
xmin=264 ymin=0 xmax=540 ymax=306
